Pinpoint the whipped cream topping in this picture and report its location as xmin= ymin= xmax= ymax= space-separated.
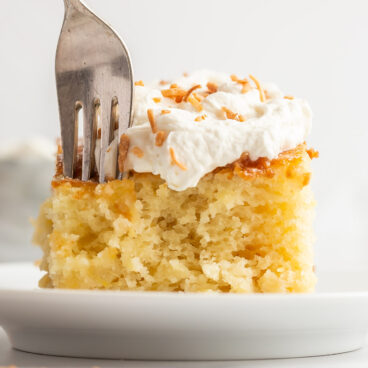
xmin=98 ymin=70 xmax=312 ymax=191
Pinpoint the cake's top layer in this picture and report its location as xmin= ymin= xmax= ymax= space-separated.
xmin=101 ymin=70 xmax=312 ymax=191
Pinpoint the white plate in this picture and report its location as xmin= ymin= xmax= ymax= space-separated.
xmin=0 ymin=262 xmax=367 ymax=360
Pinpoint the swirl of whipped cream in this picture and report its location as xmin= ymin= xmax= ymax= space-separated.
xmin=99 ymin=70 xmax=312 ymax=191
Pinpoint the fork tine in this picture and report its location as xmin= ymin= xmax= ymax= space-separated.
xmin=58 ymin=101 xmax=78 ymax=178
xmin=81 ymin=99 xmax=97 ymax=181
xmin=99 ymin=98 xmax=114 ymax=182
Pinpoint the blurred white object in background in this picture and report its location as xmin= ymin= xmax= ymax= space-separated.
xmin=0 ymin=138 xmax=55 ymax=261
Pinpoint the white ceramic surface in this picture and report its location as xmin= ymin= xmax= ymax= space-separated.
xmin=0 ymin=263 xmax=367 ymax=361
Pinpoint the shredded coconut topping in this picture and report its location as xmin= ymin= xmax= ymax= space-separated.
xmin=206 ymin=82 xmax=218 ymax=93
xmin=155 ymin=131 xmax=168 ymax=147
xmin=147 ymin=109 xmax=157 ymax=134
xmin=249 ymin=74 xmax=265 ymax=102
xmin=131 ymin=146 xmax=144 ymax=158
xmin=169 ymin=147 xmax=187 ymax=171
xmin=184 ymin=84 xmax=201 ymax=102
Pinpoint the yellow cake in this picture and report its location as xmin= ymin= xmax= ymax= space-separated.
xmin=33 ymin=71 xmax=317 ymax=292
xmin=33 ymin=144 xmax=317 ymax=292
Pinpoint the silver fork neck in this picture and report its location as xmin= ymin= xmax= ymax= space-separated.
xmin=63 ymin=0 xmax=86 ymax=11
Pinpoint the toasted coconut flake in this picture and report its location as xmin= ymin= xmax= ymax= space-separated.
xmin=161 ymin=109 xmax=171 ymax=115
xmin=155 ymin=131 xmax=168 ymax=147
xmin=222 ymin=106 xmax=245 ymax=122
xmin=230 ymin=74 xmax=251 ymax=94
xmin=249 ymin=74 xmax=265 ymax=102
xmin=284 ymin=95 xmax=294 ymax=100
xmin=194 ymin=114 xmax=207 ymax=122
xmin=222 ymin=106 xmax=236 ymax=119
xmin=132 ymin=146 xmax=144 ymax=158
xmin=230 ymin=74 xmax=247 ymax=84
xmin=169 ymin=147 xmax=187 ymax=170
xmin=230 ymin=74 xmax=238 ymax=82
xmin=188 ymin=94 xmax=203 ymax=112
xmin=147 ymin=109 xmax=157 ymax=134
xmin=118 ymin=134 xmax=130 ymax=172
xmin=184 ymin=84 xmax=201 ymax=102
xmin=153 ymin=97 xmax=161 ymax=103
xmin=161 ymin=87 xmax=187 ymax=102
xmin=241 ymin=84 xmax=251 ymax=94
xmin=193 ymin=92 xmax=203 ymax=102
xmin=206 ymin=82 xmax=218 ymax=93
xmin=135 ymin=80 xmax=144 ymax=86
xmin=307 ymin=148 xmax=319 ymax=159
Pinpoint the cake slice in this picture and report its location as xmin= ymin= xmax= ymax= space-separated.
xmin=33 ymin=71 xmax=317 ymax=293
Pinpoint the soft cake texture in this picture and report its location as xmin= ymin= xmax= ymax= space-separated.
xmin=33 ymin=145 xmax=316 ymax=292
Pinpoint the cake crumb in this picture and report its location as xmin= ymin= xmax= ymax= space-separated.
xmin=161 ymin=109 xmax=171 ymax=115
xmin=153 ymin=97 xmax=161 ymax=103
xmin=284 ymin=95 xmax=294 ymax=100
xmin=155 ymin=131 xmax=168 ymax=146
xmin=147 ymin=109 xmax=157 ymax=133
xmin=118 ymin=134 xmax=130 ymax=172
xmin=169 ymin=147 xmax=187 ymax=170
xmin=303 ymin=173 xmax=311 ymax=186
xmin=135 ymin=80 xmax=144 ymax=86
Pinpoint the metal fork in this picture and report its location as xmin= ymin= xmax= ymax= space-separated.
xmin=56 ymin=0 xmax=133 ymax=182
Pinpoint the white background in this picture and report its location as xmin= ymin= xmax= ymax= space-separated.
xmin=0 ymin=0 xmax=367 ymax=270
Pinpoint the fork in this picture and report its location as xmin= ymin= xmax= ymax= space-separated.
xmin=56 ymin=0 xmax=133 ymax=182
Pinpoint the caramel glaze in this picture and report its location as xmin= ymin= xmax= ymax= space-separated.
xmin=53 ymin=143 xmax=318 ymax=187
xmin=214 ymin=143 xmax=318 ymax=179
